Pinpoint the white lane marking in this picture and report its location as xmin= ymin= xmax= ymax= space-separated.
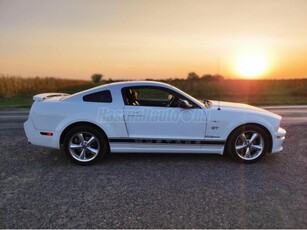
xmin=0 ymin=116 xmax=28 ymax=119
xmin=0 ymin=111 xmax=29 ymax=114
xmin=262 ymin=105 xmax=307 ymax=109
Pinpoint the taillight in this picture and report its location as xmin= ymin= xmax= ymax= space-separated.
xmin=40 ymin=132 xmax=53 ymax=136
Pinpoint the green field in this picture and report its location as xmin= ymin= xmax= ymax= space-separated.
xmin=169 ymin=78 xmax=307 ymax=106
xmin=0 ymin=76 xmax=307 ymax=108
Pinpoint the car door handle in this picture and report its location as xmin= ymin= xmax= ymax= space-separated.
xmin=126 ymin=111 xmax=143 ymax=117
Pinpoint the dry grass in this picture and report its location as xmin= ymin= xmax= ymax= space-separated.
xmin=0 ymin=76 xmax=91 ymax=97
xmin=168 ymin=78 xmax=307 ymax=105
xmin=0 ymin=76 xmax=306 ymax=107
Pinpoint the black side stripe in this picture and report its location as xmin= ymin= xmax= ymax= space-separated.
xmin=109 ymin=138 xmax=225 ymax=145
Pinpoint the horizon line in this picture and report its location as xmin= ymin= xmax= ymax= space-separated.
xmin=1 ymin=74 xmax=307 ymax=81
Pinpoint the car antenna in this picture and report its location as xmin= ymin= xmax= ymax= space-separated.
xmin=217 ymin=101 xmax=221 ymax=110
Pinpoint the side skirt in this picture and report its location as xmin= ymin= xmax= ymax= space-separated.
xmin=109 ymin=138 xmax=225 ymax=155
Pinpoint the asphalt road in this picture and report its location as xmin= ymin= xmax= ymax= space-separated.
xmin=1 ymin=106 xmax=307 ymax=228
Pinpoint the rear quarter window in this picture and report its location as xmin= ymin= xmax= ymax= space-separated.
xmin=83 ymin=90 xmax=112 ymax=103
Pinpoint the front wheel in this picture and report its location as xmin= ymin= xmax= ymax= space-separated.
xmin=226 ymin=125 xmax=269 ymax=163
xmin=63 ymin=126 xmax=108 ymax=165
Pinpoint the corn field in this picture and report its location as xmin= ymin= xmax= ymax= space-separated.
xmin=0 ymin=76 xmax=90 ymax=97
xmin=0 ymin=76 xmax=306 ymax=105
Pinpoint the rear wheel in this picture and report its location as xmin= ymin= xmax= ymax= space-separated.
xmin=63 ymin=126 xmax=108 ymax=165
xmin=226 ymin=124 xmax=269 ymax=163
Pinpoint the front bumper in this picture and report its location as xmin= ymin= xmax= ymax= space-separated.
xmin=271 ymin=127 xmax=286 ymax=153
xmin=24 ymin=118 xmax=60 ymax=149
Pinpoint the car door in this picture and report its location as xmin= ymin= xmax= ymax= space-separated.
xmin=122 ymin=86 xmax=207 ymax=143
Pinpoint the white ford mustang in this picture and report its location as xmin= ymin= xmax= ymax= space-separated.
xmin=24 ymin=81 xmax=286 ymax=165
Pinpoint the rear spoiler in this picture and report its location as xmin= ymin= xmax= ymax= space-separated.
xmin=33 ymin=93 xmax=70 ymax=101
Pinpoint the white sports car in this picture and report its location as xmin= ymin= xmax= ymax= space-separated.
xmin=24 ymin=81 xmax=286 ymax=165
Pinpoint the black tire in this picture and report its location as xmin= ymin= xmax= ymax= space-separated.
xmin=226 ymin=124 xmax=269 ymax=163
xmin=63 ymin=125 xmax=108 ymax=165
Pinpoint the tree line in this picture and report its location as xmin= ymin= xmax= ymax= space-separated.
xmin=91 ymin=72 xmax=224 ymax=83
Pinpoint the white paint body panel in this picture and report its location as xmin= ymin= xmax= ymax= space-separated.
xmin=24 ymin=81 xmax=286 ymax=155
xmin=123 ymin=106 xmax=207 ymax=140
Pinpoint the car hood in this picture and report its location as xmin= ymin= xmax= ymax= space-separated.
xmin=210 ymin=100 xmax=281 ymax=120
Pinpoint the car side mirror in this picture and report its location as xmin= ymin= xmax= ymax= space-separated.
xmin=179 ymin=99 xmax=192 ymax=109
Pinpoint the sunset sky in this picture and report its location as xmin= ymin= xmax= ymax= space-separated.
xmin=0 ymin=0 xmax=307 ymax=80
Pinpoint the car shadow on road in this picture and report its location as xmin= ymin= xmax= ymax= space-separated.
xmin=107 ymin=152 xmax=230 ymax=162
xmin=26 ymin=143 xmax=276 ymax=169
xmin=45 ymin=149 xmax=236 ymax=166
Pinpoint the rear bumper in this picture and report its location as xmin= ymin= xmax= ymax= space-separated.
xmin=24 ymin=118 xmax=60 ymax=149
xmin=271 ymin=127 xmax=286 ymax=153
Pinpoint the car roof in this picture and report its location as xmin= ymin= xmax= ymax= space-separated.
xmin=64 ymin=81 xmax=174 ymax=100
xmin=107 ymin=81 xmax=173 ymax=88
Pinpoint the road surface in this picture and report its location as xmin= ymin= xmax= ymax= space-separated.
xmin=1 ymin=106 xmax=306 ymax=228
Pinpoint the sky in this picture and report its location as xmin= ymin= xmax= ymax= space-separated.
xmin=0 ymin=0 xmax=307 ymax=80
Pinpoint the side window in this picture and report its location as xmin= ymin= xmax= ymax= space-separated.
xmin=123 ymin=86 xmax=176 ymax=107
xmin=122 ymin=86 xmax=199 ymax=108
xmin=83 ymin=90 xmax=112 ymax=103
xmin=135 ymin=88 xmax=169 ymax=101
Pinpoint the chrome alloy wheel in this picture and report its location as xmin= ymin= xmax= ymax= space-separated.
xmin=235 ymin=131 xmax=264 ymax=161
xmin=68 ymin=132 xmax=100 ymax=162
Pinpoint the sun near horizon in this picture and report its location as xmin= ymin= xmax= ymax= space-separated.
xmin=234 ymin=49 xmax=269 ymax=79
xmin=0 ymin=0 xmax=307 ymax=80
